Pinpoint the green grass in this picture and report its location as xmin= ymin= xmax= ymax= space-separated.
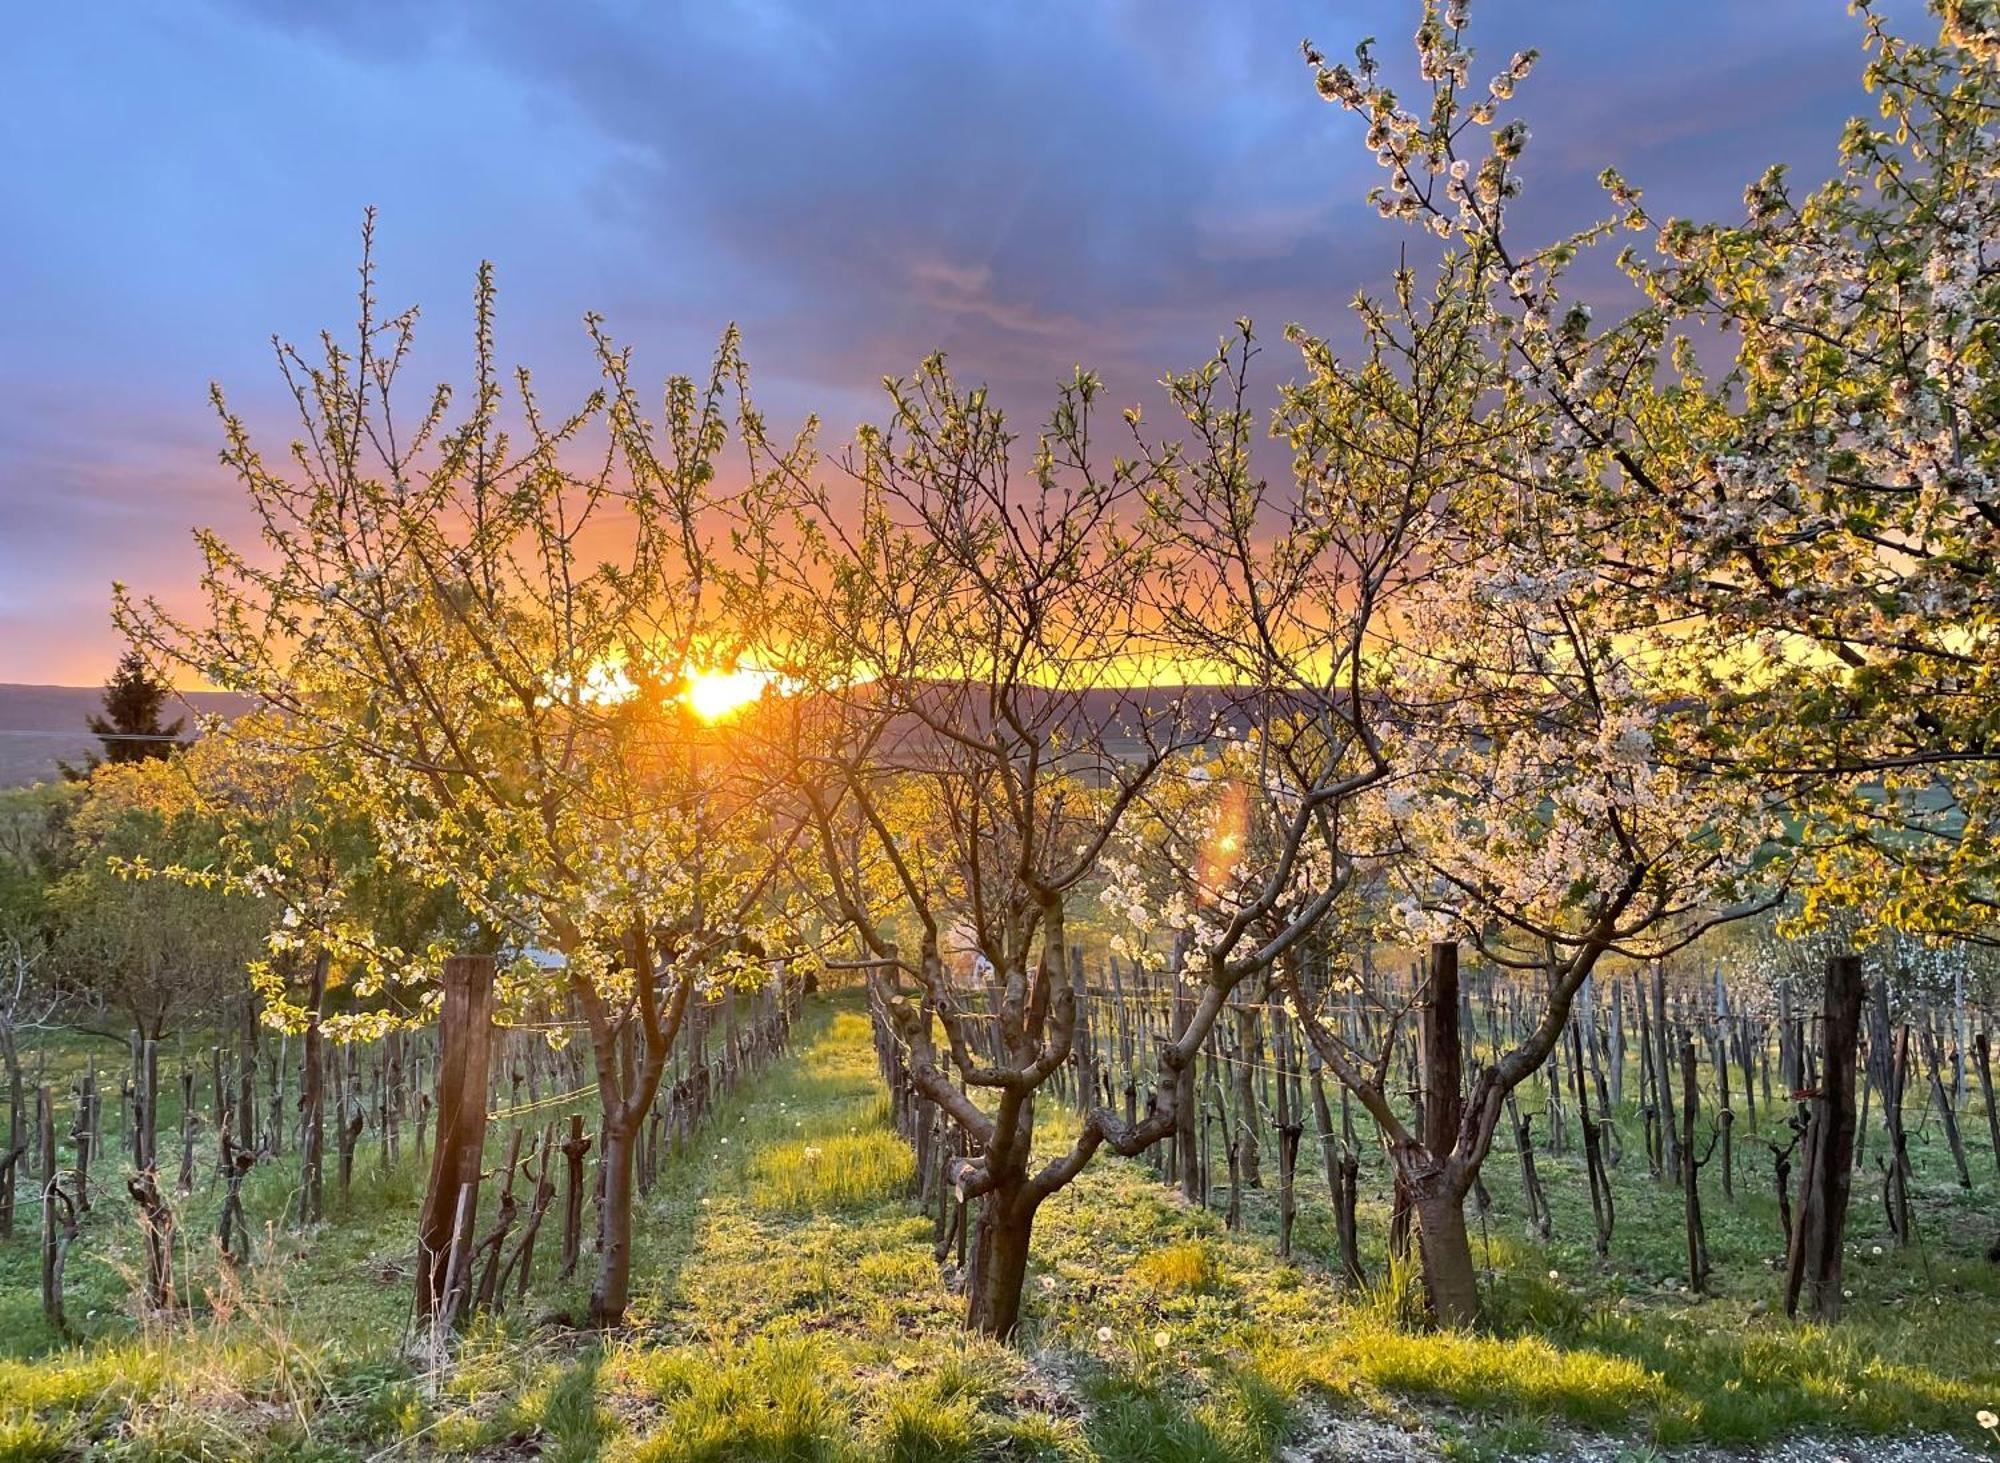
xmin=0 ymin=995 xmax=1994 ymax=1458
xmin=746 ymin=1118 xmax=915 ymax=1214
xmin=1130 ymin=1238 xmax=1225 ymax=1296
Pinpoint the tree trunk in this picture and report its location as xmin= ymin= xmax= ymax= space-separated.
xmin=1784 ymin=953 xmax=1862 ymax=1321
xmin=588 ymin=1120 xmax=638 ymax=1326
xmin=415 ymin=955 xmax=496 ymax=1323
xmin=965 ymin=1186 xmax=1037 ymax=1339
xmin=1412 ymin=1190 xmax=1479 ymax=1328
xmin=1419 ymin=943 xmax=1462 ymax=1166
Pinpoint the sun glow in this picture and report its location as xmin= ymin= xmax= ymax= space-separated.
xmin=682 ymin=667 xmax=776 ymax=722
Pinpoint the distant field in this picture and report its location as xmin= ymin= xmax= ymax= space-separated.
xmin=0 ymin=684 xmax=254 ymax=787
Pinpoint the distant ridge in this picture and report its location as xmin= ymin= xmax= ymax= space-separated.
xmin=0 ymin=684 xmax=257 ymax=788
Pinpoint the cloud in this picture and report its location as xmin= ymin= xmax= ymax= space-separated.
xmin=0 ymin=0 xmax=1910 ymax=680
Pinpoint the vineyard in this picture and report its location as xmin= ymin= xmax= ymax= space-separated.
xmin=3 ymin=0 xmax=1999 ymax=1457
xmin=0 ymin=936 xmax=1994 ymax=1457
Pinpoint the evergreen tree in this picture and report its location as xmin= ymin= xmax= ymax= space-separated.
xmin=61 ymin=651 xmax=184 ymax=781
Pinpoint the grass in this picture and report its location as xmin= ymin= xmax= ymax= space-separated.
xmin=1131 ymin=1238 xmax=1225 ymax=1296
xmin=0 ymin=994 xmax=1993 ymax=1458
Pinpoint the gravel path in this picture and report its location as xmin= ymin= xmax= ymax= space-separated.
xmin=1277 ymin=1403 xmax=1988 ymax=1461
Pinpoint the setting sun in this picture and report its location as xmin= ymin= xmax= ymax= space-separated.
xmin=682 ymin=667 xmax=773 ymax=722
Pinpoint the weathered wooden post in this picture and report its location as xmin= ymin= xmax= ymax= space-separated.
xmin=1783 ymin=953 xmax=1862 ymax=1320
xmin=1652 ymin=965 xmax=1678 ymax=1181
xmin=38 ymin=1083 xmax=59 ymax=1324
xmin=558 ymin=1112 xmax=591 ymax=1280
xmin=71 ymin=1064 xmax=93 ymax=1213
xmin=1679 ymin=1035 xmax=1709 ymax=1293
xmin=237 ymin=994 xmax=259 ymax=1157
xmin=178 ymin=1069 xmax=197 ymax=1194
xmin=1977 ymin=1029 xmax=2000 ymax=1181
xmin=135 ymin=1035 xmax=159 ymax=1174
xmin=415 ymin=953 xmax=497 ymax=1324
xmin=1170 ymin=934 xmax=1199 ymax=1204
xmin=1569 ymin=1008 xmax=1614 ymax=1257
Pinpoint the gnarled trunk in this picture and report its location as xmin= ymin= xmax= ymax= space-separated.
xmin=966 ymin=1183 xmax=1037 ymax=1339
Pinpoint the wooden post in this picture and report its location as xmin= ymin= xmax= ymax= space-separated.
xmin=1418 ymin=942 xmax=1462 ymax=1161
xmin=178 ymin=1069 xmax=197 ymax=1194
xmin=1170 ymin=935 xmax=1199 ymax=1204
xmin=136 ymin=1036 xmax=159 ymax=1173
xmin=415 ymin=954 xmax=497 ymax=1323
xmin=1680 ymin=1035 xmax=1709 ymax=1293
xmin=559 ymin=1112 xmax=591 ymax=1280
xmin=1977 ymin=1030 xmax=2000 ymax=1182
xmin=1652 ymin=965 xmax=1678 ymax=1181
xmin=38 ymin=1083 xmax=59 ymax=1326
xmin=71 ymin=1063 xmax=93 ymax=1213
xmin=1783 ymin=953 xmax=1862 ymax=1321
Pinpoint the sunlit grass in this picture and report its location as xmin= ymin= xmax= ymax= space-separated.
xmin=747 ymin=1126 xmax=914 ymax=1214
xmin=613 ymin=1336 xmax=853 ymax=1462
xmin=1130 ymin=1238 xmax=1224 ymax=1296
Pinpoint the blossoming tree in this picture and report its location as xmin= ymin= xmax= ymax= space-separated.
xmin=760 ymin=355 xmax=1260 ymax=1338
xmin=1307 ymin=0 xmax=2000 ymax=942
xmin=117 ymin=218 xmax=809 ymax=1326
xmin=1299 ymin=0 xmax=1993 ymax=1320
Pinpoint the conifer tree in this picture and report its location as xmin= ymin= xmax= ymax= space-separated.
xmin=62 ymin=650 xmax=184 ymax=780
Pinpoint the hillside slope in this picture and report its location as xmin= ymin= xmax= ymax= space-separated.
xmin=0 ymin=683 xmax=256 ymax=786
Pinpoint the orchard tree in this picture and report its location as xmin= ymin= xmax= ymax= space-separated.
xmin=1291 ymin=501 xmax=1786 ymax=1324
xmin=764 ymin=356 xmax=1236 ymax=1338
xmin=114 ymin=714 xmax=453 ymax=1224
xmin=0 ymin=784 xmax=74 ymax=1235
xmin=1294 ymin=0 xmax=1997 ymax=1321
xmin=118 ymin=216 xmax=810 ymax=1326
xmin=1305 ymin=0 xmax=2000 ymax=942
xmin=54 ymin=757 xmax=266 ymax=1045
xmin=1092 ymin=247 xmax=1783 ymax=1322
xmin=1095 ymin=286 xmax=1495 ymax=1201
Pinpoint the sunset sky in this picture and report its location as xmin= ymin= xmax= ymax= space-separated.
xmin=0 ymin=1 xmax=1900 ymax=685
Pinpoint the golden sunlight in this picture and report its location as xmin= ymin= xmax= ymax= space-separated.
xmin=682 ymin=667 xmax=774 ymax=722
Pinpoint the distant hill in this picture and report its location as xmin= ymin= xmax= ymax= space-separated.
xmin=0 ymin=684 xmax=258 ymax=787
